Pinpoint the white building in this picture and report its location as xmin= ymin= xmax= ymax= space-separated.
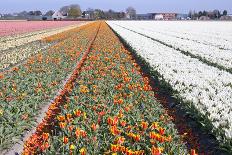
xmin=154 ymin=14 xmax=164 ymax=20
xmin=52 ymin=11 xmax=66 ymax=20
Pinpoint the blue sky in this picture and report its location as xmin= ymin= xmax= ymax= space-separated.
xmin=1 ymin=0 xmax=232 ymax=14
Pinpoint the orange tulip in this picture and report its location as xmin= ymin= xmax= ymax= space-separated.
xmin=68 ymin=125 xmax=74 ymax=132
xmin=191 ymin=149 xmax=198 ymax=155
xmin=151 ymin=122 xmax=159 ymax=130
xmin=151 ymin=146 xmax=163 ymax=155
xmin=110 ymin=126 xmax=121 ymax=136
xmin=141 ymin=121 xmax=148 ymax=130
xmin=57 ymin=115 xmax=65 ymax=122
xmin=117 ymin=98 xmax=124 ymax=104
xmin=120 ymin=120 xmax=126 ymax=127
xmin=80 ymin=130 xmax=87 ymax=138
xmin=42 ymin=133 xmax=49 ymax=141
xmin=63 ymin=136 xmax=69 ymax=144
xmin=74 ymin=109 xmax=82 ymax=117
xmin=111 ymin=144 xmax=119 ymax=152
xmin=12 ymin=67 xmax=19 ymax=72
xmin=75 ymin=128 xmax=80 ymax=138
xmin=118 ymin=110 xmax=124 ymax=118
xmin=133 ymin=134 xmax=140 ymax=142
xmin=59 ymin=122 xmax=66 ymax=129
xmin=107 ymin=117 xmax=119 ymax=126
xmin=0 ymin=73 xmax=4 ymax=79
xmin=159 ymin=128 xmax=165 ymax=135
xmin=40 ymin=142 xmax=49 ymax=151
xmin=91 ymin=123 xmax=98 ymax=131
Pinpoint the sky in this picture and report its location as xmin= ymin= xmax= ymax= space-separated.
xmin=1 ymin=0 xmax=232 ymax=14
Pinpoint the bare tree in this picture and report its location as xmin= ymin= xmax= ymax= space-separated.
xmin=126 ymin=7 xmax=136 ymax=19
xmin=60 ymin=6 xmax=70 ymax=16
xmin=213 ymin=9 xmax=220 ymax=19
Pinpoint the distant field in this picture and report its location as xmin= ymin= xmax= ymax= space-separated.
xmin=0 ymin=21 xmax=83 ymax=37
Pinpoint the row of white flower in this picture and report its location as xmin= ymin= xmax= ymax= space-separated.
xmin=0 ymin=41 xmax=51 ymax=70
xmin=111 ymin=21 xmax=232 ymax=70
xmin=127 ymin=21 xmax=232 ymax=50
xmin=0 ymin=23 xmax=89 ymax=70
xmin=0 ymin=24 xmax=83 ymax=51
xmin=107 ymin=21 xmax=232 ymax=140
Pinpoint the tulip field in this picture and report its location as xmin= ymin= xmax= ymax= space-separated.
xmin=0 ymin=20 xmax=231 ymax=155
xmin=0 ymin=21 xmax=83 ymax=37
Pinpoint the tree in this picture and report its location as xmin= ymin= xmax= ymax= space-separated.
xmin=45 ymin=10 xmax=55 ymax=16
xmin=198 ymin=11 xmax=203 ymax=18
xmin=68 ymin=4 xmax=82 ymax=18
xmin=60 ymin=6 xmax=70 ymax=16
xmin=28 ymin=11 xmax=35 ymax=16
xmin=192 ymin=10 xmax=199 ymax=19
xmin=60 ymin=4 xmax=82 ymax=17
xmin=202 ymin=10 xmax=207 ymax=16
xmin=18 ymin=11 xmax=28 ymax=17
xmin=126 ymin=7 xmax=136 ymax=19
xmin=188 ymin=10 xmax=193 ymax=18
xmin=94 ymin=9 xmax=105 ymax=19
xmin=27 ymin=10 xmax=42 ymax=16
xmin=223 ymin=10 xmax=228 ymax=16
xmin=118 ymin=12 xmax=126 ymax=19
xmin=213 ymin=10 xmax=220 ymax=19
xmin=34 ymin=10 xmax=42 ymax=16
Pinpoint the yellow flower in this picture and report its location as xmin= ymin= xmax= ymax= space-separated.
xmin=79 ymin=147 xmax=87 ymax=155
xmin=83 ymin=112 xmax=87 ymax=119
xmin=69 ymin=144 xmax=76 ymax=150
xmin=80 ymin=85 xmax=89 ymax=93
xmin=0 ymin=109 xmax=3 ymax=116
xmin=21 ymin=93 xmax=27 ymax=98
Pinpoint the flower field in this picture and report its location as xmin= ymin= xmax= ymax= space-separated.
xmin=22 ymin=21 xmax=189 ymax=155
xmin=0 ymin=22 xmax=97 ymax=152
xmin=0 ymin=20 xmax=231 ymax=155
xmin=0 ymin=21 xmax=83 ymax=37
xmin=0 ymin=21 xmax=86 ymax=70
xmin=107 ymin=21 xmax=232 ymax=153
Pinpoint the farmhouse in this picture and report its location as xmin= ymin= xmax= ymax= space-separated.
xmin=199 ymin=16 xmax=210 ymax=20
xmin=220 ymin=15 xmax=232 ymax=20
xmin=154 ymin=14 xmax=164 ymax=20
xmin=82 ymin=10 xmax=94 ymax=19
xmin=149 ymin=13 xmax=177 ymax=20
xmin=160 ymin=13 xmax=177 ymax=20
xmin=52 ymin=11 xmax=66 ymax=20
